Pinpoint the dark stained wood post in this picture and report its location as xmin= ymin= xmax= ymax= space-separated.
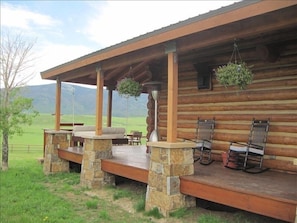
xmin=55 ymin=78 xmax=61 ymax=131
xmin=95 ymin=67 xmax=104 ymax=135
xmin=107 ymin=86 xmax=114 ymax=127
xmin=166 ymin=42 xmax=178 ymax=142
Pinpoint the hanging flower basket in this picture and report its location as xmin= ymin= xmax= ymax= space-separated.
xmin=215 ymin=62 xmax=253 ymax=90
xmin=117 ymin=77 xmax=142 ymax=98
xmin=215 ymin=41 xmax=253 ymax=90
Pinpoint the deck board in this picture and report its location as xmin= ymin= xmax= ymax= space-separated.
xmin=58 ymin=147 xmax=83 ymax=164
xmin=180 ymin=162 xmax=297 ymax=222
xmin=102 ymin=145 xmax=149 ymax=183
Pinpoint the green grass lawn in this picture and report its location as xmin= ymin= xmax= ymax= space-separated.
xmin=0 ymin=150 xmax=152 ymax=223
xmin=1 ymin=113 xmax=147 ymax=147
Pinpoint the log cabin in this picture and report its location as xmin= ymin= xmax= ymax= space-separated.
xmin=41 ymin=1 xmax=297 ymax=222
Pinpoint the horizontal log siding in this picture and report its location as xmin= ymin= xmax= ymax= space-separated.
xmin=158 ymin=38 xmax=297 ymax=173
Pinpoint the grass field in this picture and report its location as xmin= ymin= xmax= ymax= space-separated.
xmin=1 ymin=113 xmax=147 ymax=146
xmin=0 ymin=150 xmax=153 ymax=223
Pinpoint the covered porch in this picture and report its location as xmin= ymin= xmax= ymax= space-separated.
xmin=41 ymin=1 xmax=297 ymax=221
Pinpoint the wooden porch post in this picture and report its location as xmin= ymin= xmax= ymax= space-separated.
xmin=107 ymin=87 xmax=113 ymax=127
xmin=166 ymin=43 xmax=178 ymax=142
xmin=95 ymin=68 xmax=104 ymax=135
xmin=81 ymin=69 xmax=115 ymax=189
xmin=55 ymin=78 xmax=61 ymax=131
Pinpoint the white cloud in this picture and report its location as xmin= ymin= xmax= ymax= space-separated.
xmin=1 ymin=1 xmax=239 ymax=86
xmin=28 ymin=42 xmax=93 ymax=86
xmin=1 ymin=3 xmax=59 ymax=30
xmin=38 ymin=43 xmax=93 ymax=71
xmin=85 ymin=1 xmax=238 ymax=47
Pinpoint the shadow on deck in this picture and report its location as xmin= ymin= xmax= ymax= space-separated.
xmin=58 ymin=145 xmax=297 ymax=222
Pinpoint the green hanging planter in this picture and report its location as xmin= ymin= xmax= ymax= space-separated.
xmin=215 ymin=41 xmax=253 ymax=90
xmin=117 ymin=77 xmax=142 ymax=98
xmin=215 ymin=62 xmax=253 ymax=90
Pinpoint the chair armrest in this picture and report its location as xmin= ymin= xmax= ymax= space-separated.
xmin=249 ymin=143 xmax=263 ymax=149
xmin=230 ymin=141 xmax=248 ymax=147
xmin=202 ymin=139 xmax=211 ymax=143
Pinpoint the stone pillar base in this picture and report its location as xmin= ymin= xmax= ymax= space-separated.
xmin=80 ymin=137 xmax=114 ymax=189
xmin=104 ymin=172 xmax=116 ymax=186
xmin=146 ymin=186 xmax=196 ymax=216
xmin=145 ymin=141 xmax=196 ymax=217
xmin=43 ymin=131 xmax=71 ymax=175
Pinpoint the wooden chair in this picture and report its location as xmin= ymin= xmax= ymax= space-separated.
xmin=131 ymin=131 xmax=142 ymax=145
xmin=127 ymin=130 xmax=136 ymax=145
xmin=192 ymin=118 xmax=215 ymax=165
xmin=226 ymin=119 xmax=270 ymax=173
xmin=71 ymin=136 xmax=84 ymax=148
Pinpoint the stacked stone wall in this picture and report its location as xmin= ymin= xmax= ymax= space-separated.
xmin=80 ymin=138 xmax=113 ymax=189
xmin=145 ymin=146 xmax=195 ymax=216
xmin=43 ymin=132 xmax=70 ymax=175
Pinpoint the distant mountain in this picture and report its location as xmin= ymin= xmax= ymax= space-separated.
xmin=20 ymin=84 xmax=148 ymax=117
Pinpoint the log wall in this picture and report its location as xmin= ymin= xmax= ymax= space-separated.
xmin=154 ymin=37 xmax=297 ymax=173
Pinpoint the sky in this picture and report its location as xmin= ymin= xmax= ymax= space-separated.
xmin=1 ymin=0 xmax=239 ymax=86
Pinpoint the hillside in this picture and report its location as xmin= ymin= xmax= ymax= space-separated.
xmin=20 ymin=84 xmax=148 ymax=117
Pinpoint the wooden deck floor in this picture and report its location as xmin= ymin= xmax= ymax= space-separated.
xmin=58 ymin=147 xmax=83 ymax=164
xmin=59 ymin=145 xmax=297 ymax=222
xmin=181 ymin=162 xmax=297 ymax=222
xmin=101 ymin=145 xmax=149 ymax=183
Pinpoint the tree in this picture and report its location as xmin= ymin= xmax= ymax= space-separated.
xmin=0 ymin=30 xmax=38 ymax=171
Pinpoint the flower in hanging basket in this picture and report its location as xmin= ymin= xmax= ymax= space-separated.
xmin=117 ymin=77 xmax=142 ymax=98
xmin=215 ymin=62 xmax=253 ymax=90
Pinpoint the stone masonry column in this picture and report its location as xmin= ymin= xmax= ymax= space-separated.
xmin=80 ymin=136 xmax=114 ymax=189
xmin=43 ymin=130 xmax=71 ymax=175
xmin=145 ymin=141 xmax=196 ymax=217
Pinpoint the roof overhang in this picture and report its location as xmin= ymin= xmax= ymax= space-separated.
xmin=40 ymin=0 xmax=297 ymax=88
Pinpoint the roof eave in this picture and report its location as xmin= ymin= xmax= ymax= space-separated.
xmin=41 ymin=0 xmax=296 ymax=80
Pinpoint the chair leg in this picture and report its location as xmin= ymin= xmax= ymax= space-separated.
xmin=193 ymin=148 xmax=200 ymax=162
xmin=259 ymin=156 xmax=263 ymax=168
xmin=226 ymin=150 xmax=240 ymax=169
xmin=243 ymin=151 xmax=249 ymax=169
xmin=244 ymin=154 xmax=264 ymax=169
xmin=226 ymin=150 xmax=232 ymax=167
xmin=199 ymin=148 xmax=212 ymax=165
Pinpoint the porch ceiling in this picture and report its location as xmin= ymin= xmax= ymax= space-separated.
xmin=40 ymin=2 xmax=297 ymax=92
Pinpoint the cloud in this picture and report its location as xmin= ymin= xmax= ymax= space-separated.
xmin=1 ymin=1 xmax=239 ymax=86
xmin=84 ymin=1 xmax=238 ymax=48
xmin=37 ymin=42 xmax=93 ymax=71
xmin=27 ymin=42 xmax=93 ymax=86
xmin=1 ymin=3 xmax=59 ymax=30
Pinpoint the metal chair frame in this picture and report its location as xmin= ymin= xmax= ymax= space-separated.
xmin=226 ymin=119 xmax=270 ymax=171
xmin=192 ymin=118 xmax=215 ymax=165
